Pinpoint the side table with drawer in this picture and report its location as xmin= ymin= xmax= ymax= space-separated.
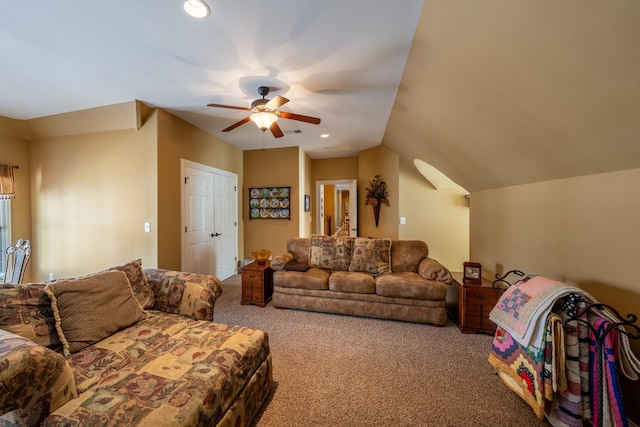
xmin=241 ymin=261 xmax=273 ymax=307
xmin=446 ymin=272 xmax=503 ymax=335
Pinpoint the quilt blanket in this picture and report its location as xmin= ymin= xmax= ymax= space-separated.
xmin=489 ymin=275 xmax=595 ymax=349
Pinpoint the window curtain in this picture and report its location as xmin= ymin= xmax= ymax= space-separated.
xmin=0 ymin=165 xmax=17 ymax=199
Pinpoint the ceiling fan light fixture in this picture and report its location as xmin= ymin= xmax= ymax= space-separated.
xmin=250 ymin=111 xmax=278 ymax=131
xmin=183 ymin=0 xmax=211 ymax=18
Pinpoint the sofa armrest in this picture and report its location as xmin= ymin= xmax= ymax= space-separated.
xmin=144 ymin=269 xmax=223 ymax=321
xmin=418 ymin=258 xmax=453 ymax=285
xmin=270 ymin=252 xmax=295 ymax=271
xmin=0 ymin=329 xmax=76 ymax=422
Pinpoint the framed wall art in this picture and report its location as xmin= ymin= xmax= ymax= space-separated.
xmin=249 ymin=187 xmax=290 ymax=220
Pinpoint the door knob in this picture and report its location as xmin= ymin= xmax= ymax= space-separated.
xmin=211 ymin=233 xmax=222 ymax=237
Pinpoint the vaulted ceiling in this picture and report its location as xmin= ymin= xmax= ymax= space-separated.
xmin=2 ymin=1 xmax=639 ymax=192
xmin=386 ymin=1 xmax=640 ymax=192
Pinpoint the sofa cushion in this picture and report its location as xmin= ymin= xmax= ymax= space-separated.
xmin=0 ymin=329 xmax=76 ymax=425
xmin=111 ymin=259 xmax=155 ymax=309
xmin=349 ymin=237 xmax=391 ymax=276
xmin=288 ymin=237 xmax=311 ymax=263
xmin=376 ymin=272 xmax=448 ymax=300
xmin=273 ymin=268 xmax=330 ymax=290
xmin=329 ymin=271 xmax=375 ymax=294
xmin=45 ymin=270 xmax=148 ymax=356
xmin=46 ymin=311 xmax=271 ymax=427
xmin=332 ymin=236 xmax=353 ymax=271
xmin=283 ymin=259 xmax=310 ymax=272
xmin=0 ymin=282 xmax=61 ymax=349
xmin=309 ymin=234 xmax=334 ymax=269
xmin=419 ymin=257 xmax=454 ymax=285
xmin=144 ymin=269 xmax=222 ymax=321
xmin=390 ymin=240 xmax=429 ymax=273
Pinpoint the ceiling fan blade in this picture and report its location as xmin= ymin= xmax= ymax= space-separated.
xmin=207 ymin=103 xmax=251 ymax=111
xmin=270 ymin=121 xmax=284 ymax=138
xmin=278 ymin=111 xmax=321 ymax=125
xmin=265 ymin=95 xmax=289 ymax=109
xmin=222 ymin=117 xmax=251 ymax=132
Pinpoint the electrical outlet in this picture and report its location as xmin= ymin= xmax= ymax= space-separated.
xmin=400 ymin=217 xmax=406 ymax=225
xmin=144 ymin=222 xmax=151 ymax=232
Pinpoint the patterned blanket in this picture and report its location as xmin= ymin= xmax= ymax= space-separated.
xmin=489 ymin=275 xmax=595 ymax=350
xmin=490 ymin=285 xmax=640 ymax=427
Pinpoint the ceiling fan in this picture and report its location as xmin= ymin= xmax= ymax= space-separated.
xmin=207 ymin=86 xmax=321 ymax=138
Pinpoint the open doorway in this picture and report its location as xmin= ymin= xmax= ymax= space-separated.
xmin=316 ymin=179 xmax=357 ymax=236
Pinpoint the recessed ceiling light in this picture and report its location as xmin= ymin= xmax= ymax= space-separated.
xmin=320 ymin=134 xmax=330 ymax=138
xmin=183 ymin=0 xmax=211 ymax=18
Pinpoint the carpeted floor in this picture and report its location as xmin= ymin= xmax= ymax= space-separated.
xmin=215 ymin=275 xmax=550 ymax=427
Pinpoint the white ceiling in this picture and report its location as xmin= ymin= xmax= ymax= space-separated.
xmin=0 ymin=0 xmax=423 ymax=159
xmin=4 ymin=1 xmax=639 ymax=193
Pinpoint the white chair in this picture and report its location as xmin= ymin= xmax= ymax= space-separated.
xmin=3 ymin=239 xmax=31 ymax=284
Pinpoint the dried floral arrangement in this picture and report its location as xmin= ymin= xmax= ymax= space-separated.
xmin=365 ymin=175 xmax=390 ymax=207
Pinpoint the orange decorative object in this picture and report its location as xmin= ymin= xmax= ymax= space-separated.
xmin=251 ymin=249 xmax=271 ymax=265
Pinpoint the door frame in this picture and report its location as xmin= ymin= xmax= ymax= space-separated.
xmin=180 ymin=159 xmax=238 ymax=276
xmin=315 ymin=179 xmax=357 ymax=236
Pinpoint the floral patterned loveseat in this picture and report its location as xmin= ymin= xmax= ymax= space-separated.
xmin=0 ymin=260 xmax=273 ymax=426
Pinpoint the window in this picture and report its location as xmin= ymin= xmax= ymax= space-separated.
xmin=0 ymin=199 xmax=10 ymax=281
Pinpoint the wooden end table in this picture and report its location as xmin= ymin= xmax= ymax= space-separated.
xmin=446 ymin=272 xmax=503 ymax=335
xmin=241 ymin=261 xmax=273 ymax=307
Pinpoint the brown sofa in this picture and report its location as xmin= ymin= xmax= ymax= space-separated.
xmin=271 ymin=236 xmax=453 ymax=325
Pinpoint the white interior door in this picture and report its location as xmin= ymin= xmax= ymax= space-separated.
xmin=183 ymin=166 xmax=215 ymax=275
xmin=214 ymin=173 xmax=237 ymax=280
xmin=182 ymin=160 xmax=238 ymax=280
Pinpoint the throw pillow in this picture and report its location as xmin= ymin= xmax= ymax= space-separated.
xmin=348 ymin=237 xmax=392 ymax=276
xmin=332 ymin=236 xmax=353 ymax=271
xmin=111 ymin=259 xmax=155 ymax=309
xmin=45 ymin=270 xmax=148 ymax=356
xmin=0 ymin=282 xmax=60 ymax=349
xmin=308 ymin=234 xmax=334 ymax=270
xmin=283 ymin=259 xmax=310 ymax=272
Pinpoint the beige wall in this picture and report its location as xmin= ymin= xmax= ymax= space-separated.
xmin=471 ymin=168 xmax=640 ymax=415
xmin=30 ymin=121 xmax=158 ymax=280
xmin=243 ymin=147 xmax=301 ymax=258
xmin=0 ymin=120 xmax=33 ymax=281
xmin=358 ymin=146 xmax=399 ymax=239
xmin=1 ymin=105 xmax=243 ymax=279
xmin=156 ymin=110 xmax=243 ymax=270
xmin=301 ymin=152 xmax=312 ymax=237
xmin=399 ymin=159 xmax=469 ymax=270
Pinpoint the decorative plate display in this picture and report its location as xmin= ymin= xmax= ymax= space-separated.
xmin=248 ymin=187 xmax=291 ymax=220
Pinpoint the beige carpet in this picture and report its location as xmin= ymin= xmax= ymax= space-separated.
xmin=215 ymin=275 xmax=550 ymax=427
